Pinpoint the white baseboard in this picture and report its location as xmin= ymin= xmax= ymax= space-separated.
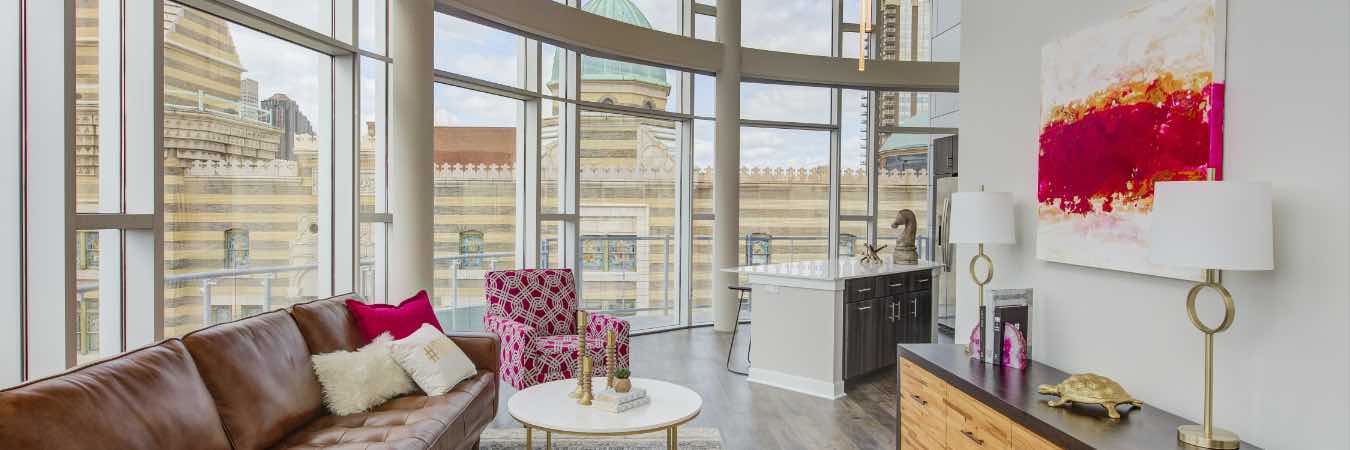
xmin=746 ymin=368 xmax=846 ymax=400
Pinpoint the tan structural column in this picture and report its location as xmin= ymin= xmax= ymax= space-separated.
xmin=712 ymin=0 xmax=741 ymax=332
xmin=389 ymin=0 xmax=435 ymax=298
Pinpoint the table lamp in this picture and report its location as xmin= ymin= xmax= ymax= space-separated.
xmin=1149 ymin=179 xmax=1273 ymax=450
xmin=949 ymin=190 xmax=1015 ymax=362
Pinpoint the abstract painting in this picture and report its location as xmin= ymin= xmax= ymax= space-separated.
xmin=1037 ymin=0 xmax=1226 ymax=280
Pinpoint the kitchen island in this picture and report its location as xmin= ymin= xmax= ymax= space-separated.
xmin=723 ymin=259 xmax=941 ymax=399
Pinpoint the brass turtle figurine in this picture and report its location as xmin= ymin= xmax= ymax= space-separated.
xmin=1037 ymin=373 xmax=1143 ymax=419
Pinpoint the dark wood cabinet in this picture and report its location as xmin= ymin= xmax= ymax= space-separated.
xmin=845 ymin=298 xmax=881 ymax=379
xmin=844 ymin=270 xmax=936 ymax=380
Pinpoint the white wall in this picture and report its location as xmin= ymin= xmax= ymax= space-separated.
xmin=956 ymin=1 xmax=1350 ymax=448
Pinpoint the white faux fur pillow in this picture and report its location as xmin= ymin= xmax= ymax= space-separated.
xmin=312 ymin=332 xmax=416 ymax=415
xmin=390 ymin=324 xmax=478 ymax=396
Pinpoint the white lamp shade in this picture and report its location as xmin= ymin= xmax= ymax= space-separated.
xmin=950 ymin=191 xmax=1016 ymax=244
xmin=1148 ymin=181 xmax=1274 ymax=271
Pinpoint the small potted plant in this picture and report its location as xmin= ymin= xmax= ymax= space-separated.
xmin=613 ymin=368 xmax=632 ymax=393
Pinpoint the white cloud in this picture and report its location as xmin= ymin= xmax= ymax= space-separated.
xmin=434 ymin=14 xmax=523 ymax=87
xmin=740 ymin=127 xmax=830 ymax=169
xmin=741 ymin=0 xmax=832 ymax=56
xmin=230 ymin=24 xmax=325 ymax=129
xmin=433 ymin=84 xmax=519 ymax=127
xmin=740 ymin=82 xmax=832 ymax=124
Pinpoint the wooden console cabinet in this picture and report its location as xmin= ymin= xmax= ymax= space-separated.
xmin=897 ymin=345 xmax=1263 ymax=450
xmin=900 ymin=358 xmax=1054 ymax=450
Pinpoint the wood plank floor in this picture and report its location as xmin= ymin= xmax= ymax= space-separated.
xmin=488 ymin=326 xmax=904 ymax=450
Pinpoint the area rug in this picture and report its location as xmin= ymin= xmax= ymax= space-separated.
xmin=479 ymin=427 xmax=723 ymax=449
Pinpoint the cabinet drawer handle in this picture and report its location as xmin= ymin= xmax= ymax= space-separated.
xmin=857 ymin=306 xmax=872 ymax=310
xmin=917 ymin=278 xmax=930 ymax=283
xmin=961 ymin=430 xmax=985 ymax=446
xmin=909 ymin=394 xmax=927 ymax=405
xmin=856 ymin=287 xmax=873 ymax=293
xmin=887 ymin=283 xmax=905 ymax=288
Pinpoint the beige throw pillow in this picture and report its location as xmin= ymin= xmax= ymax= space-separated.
xmin=390 ymin=323 xmax=478 ymax=396
xmin=311 ymin=332 xmax=417 ymax=415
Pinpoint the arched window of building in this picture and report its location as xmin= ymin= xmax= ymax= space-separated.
xmin=600 ymin=97 xmax=616 ymax=105
xmin=839 ymin=233 xmax=857 ymax=257
xmin=643 ymin=100 xmax=655 ymax=109
xmin=459 ymin=230 xmax=485 ymax=269
xmin=747 ymin=232 xmax=772 ymax=265
xmin=224 ymin=228 xmax=250 ymax=269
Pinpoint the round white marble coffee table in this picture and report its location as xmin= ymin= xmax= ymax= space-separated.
xmin=507 ymin=377 xmax=703 ymax=450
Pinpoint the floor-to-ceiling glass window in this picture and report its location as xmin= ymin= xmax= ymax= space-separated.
xmin=358 ymin=57 xmax=389 ymax=304
xmin=161 ymin=1 xmax=330 ymax=337
xmin=431 ymin=84 xmax=522 ymax=331
xmin=738 ymin=126 xmax=833 ymax=265
xmin=577 ymin=110 xmax=682 ymax=330
xmin=691 ymin=119 xmax=715 ymax=324
xmin=10 ymin=0 xmax=375 ymax=383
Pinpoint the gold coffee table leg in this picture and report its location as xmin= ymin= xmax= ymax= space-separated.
xmin=525 ymin=427 xmax=532 ymax=448
xmin=667 ymin=426 xmax=678 ymax=450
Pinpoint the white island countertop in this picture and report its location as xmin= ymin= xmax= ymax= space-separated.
xmin=723 ymin=259 xmax=942 ymax=289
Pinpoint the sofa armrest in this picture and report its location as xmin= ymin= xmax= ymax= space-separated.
xmin=446 ymin=332 xmax=500 ymax=372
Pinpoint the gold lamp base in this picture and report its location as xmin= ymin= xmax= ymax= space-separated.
xmin=1178 ymin=425 xmax=1240 ymax=449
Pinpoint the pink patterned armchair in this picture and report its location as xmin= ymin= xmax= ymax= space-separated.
xmin=482 ymin=269 xmax=631 ymax=390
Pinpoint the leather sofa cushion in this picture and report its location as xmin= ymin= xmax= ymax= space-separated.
xmin=0 ymin=340 xmax=231 ymax=450
xmin=291 ymin=296 xmax=366 ymax=355
xmin=184 ymin=309 xmax=324 ymax=450
xmin=273 ymin=370 xmax=498 ymax=450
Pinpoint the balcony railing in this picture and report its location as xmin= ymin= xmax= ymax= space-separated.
xmin=164 ymin=87 xmax=274 ymax=125
xmin=74 ymin=234 xmax=931 ymax=344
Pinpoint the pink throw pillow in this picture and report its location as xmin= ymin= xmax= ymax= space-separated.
xmin=346 ymin=290 xmax=443 ymax=343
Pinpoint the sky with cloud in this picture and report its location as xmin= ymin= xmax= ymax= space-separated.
xmin=230 ymin=0 xmax=864 ymax=170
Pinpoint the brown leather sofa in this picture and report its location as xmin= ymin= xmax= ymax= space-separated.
xmin=0 ymin=295 xmax=499 ymax=450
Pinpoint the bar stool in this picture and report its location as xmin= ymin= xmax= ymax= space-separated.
xmin=726 ymin=285 xmax=752 ymax=375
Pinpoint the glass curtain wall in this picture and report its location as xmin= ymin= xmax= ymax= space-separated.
xmin=431 ymin=84 xmax=521 ymax=331
xmin=437 ymin=1 xmax=699 ymax=333
xmin=161 ymin=2 xmax=330 ymax=337
xmin=11 ymin=0 xmax=382 ymax=383
xmin=430 ymin=0 xmax=938 ymax=333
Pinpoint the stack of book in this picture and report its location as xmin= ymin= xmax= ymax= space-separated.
xmin=593 ymin=386 xmax=649 ymax=413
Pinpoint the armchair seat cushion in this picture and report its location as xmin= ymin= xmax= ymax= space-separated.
xmin=273 ymin=370 xmax=497 ymax=450
xmin=533 ymin=335 xmax=605 ymax=356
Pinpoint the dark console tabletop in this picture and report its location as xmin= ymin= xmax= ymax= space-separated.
xmin=898 ymin=344 xmax=1263 ymax=450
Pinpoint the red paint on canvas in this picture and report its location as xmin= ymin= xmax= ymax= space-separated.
xmin=1038 ymin=81 xmax=1223 ymax=215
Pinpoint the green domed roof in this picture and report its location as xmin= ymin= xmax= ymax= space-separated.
xmin=584 ymin=0 xmax=654 ymax=28
xmin=549 ymin=0 xmax=669 ymax=88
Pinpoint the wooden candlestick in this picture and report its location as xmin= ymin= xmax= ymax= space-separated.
xmin=578 ymin=356 xmax=594 ymax=406
xmin=605 ymin=330 xmax=617 ymax=389
xmin=570 ymin=310 xmax=590 ymax=399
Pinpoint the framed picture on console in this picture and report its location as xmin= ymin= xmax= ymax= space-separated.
xmin=1036 ymin=0 xmax=1227 ymax=281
